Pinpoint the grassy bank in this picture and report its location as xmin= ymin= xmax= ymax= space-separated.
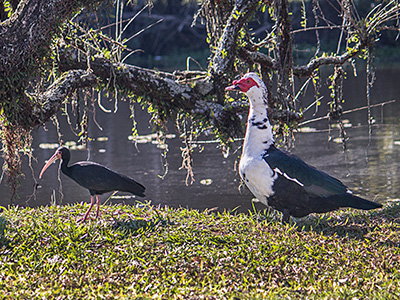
xmin=0 ymin=202 xmax=399 ymax=299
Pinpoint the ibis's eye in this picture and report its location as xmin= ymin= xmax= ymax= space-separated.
xmin=246 ymin=80 xmax=250 ymax=83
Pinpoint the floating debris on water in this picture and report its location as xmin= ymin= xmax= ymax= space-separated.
xmin=200 ymin=179 xmax=213 ymax=186
xmin=69 ymin=144 xmax=86 ymax=150
xmin=156 ymin=143 xmax=168 ymax=150
xmin=39 ymin=141 xmax=86 ymax=150
xmin=128 ymin=133 xmax=156 ymax=142
xmin=298 ymin=127 xmax=318 ymax=133
xmin=97 ymin=137 xmax=109 ymax=142
xmin=98 ymin=149 xmax=106 ymax=153
xmin=39 ymin=143 xmax=59 ymax=150
xmin=111 ymin=195 xmax=136 ymax=199
xmin=331 ymin=119 xmax=353 ymax=128
xmin=332 ymin=137 xmax=344 ymax=144
xmin=128 ymin=133 xmax=176 ymax=144
xmin=387 ymin=198 xmax=400 ymax=203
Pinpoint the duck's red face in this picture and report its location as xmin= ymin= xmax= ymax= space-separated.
xmin=225 ymin=76 xmax=259 ymax=93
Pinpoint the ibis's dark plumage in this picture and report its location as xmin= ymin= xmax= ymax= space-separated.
xmin=226 ymin=73 xmax=382 ymax=222
xmin=40 ymin=147 xmax=145 ymax=221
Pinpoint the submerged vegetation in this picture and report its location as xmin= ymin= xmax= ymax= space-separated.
xmin=0 ymin=202 xmax=400 ymax=299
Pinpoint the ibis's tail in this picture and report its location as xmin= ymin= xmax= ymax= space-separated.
xmin=119 ymin=175 xmax=146 ymax=197
xmin=127 ymin=180 xmax=146 ymax=197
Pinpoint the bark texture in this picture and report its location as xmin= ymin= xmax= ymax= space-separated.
xmin=0 ymin=0 xmax=101 ymax=128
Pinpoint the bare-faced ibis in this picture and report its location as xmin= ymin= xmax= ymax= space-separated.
xmin=39 ymin=147 xmax=145 ymax=222
xmin=226 ymin=72 xmax=382 ymax=222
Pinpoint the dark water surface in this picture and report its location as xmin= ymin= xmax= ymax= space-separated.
xmin=1 ymin=67 xmax=399 ymax=212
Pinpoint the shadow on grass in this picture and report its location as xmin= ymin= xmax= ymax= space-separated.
xmin=294 ymin=202 xmax=400 ymax=243
xmin=111 ymin=215 xmax=173 ymax=236
xmin=0 ymin=216 xmax=10 ymax=248
xmin=253 ymin=202 xmax=400 ymax=244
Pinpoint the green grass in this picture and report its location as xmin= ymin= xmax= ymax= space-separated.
xmin=0 ymin=202 xmax=400 ymax=299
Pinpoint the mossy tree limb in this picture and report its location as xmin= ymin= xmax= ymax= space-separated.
xmin=0 ymin=0 xmax=102 ymax=128
xmin=31 ymin=70 xmax=98 ymax=127
xmin=0 ymin=0 xmax=101 ymax=201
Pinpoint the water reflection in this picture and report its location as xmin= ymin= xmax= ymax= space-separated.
xmin=0 ymin=67 xmax=399 ymax=211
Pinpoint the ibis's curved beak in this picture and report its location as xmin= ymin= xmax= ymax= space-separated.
xmin=39 ymin=151 xmax=62 ymax=179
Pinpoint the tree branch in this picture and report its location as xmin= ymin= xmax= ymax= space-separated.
xmin=239 ymin=41 xmax=368 ymax=78
xmin=42 ymin=47 xmax=246 ymax=136
xmin=58 ymin=49 xmax=206 ymax=103
xmin=0 ymin=0 xmax=101 ymax=74
xmin=239 ymin=48 xmax=277 ymax=70
xmin=38 ymin=47 xmax=304 ymax=138
xmin=209 ymin=0 xmax=260 ymax=103
xmin=293 ymin=43 xmax=366 ymax=77
xmin=0 ymin=0 xmax=103 ymax=129
xmin=31 ymin=70 xmax=98 ymax=127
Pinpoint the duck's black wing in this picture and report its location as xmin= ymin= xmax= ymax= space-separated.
xmin=263 ymin=145 xmax=381 ymax=219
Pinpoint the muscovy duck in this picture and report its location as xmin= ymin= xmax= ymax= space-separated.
xmin=226 ymin=72 xmax=382 ymax=222
xmin=40 ymin=147 xmax=145 ymax=222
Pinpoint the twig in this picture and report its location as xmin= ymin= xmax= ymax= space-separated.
xmin=187 ymin=138 xmax=244 ymax=144
xmin=119 ymin=4 xmax=150 ymax=42
xmin=291 ymin=25 xmax=346 ymax=34
xmin=298 ymin=99 xmax=396 ymax=126
xmin=302 ymin=96 xmax=324 ymax=114
xmin=298 ymin=122 xmax=398 ymax=134
xmin=123 ymin=18 xmax=164 ymax=45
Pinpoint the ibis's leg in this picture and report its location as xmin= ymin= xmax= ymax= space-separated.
xmin=78 ymin=196 xmax=95 ymax=222
xmin=95 ymin=195 xmax=101 ymax=219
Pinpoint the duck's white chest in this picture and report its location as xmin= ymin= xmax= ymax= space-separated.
xmin=239 ymin=102 xmax=276 ymax=206
xmin=239 ymin=153 xmax=276 ymax=205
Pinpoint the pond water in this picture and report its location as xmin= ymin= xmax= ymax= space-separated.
xmin=0 ymin=66 xmax=399 ymax=212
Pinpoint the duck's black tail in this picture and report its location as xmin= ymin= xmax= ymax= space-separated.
xmin=330 ymin=193 xmax=382 ymax=210
xmin=308 ymin=193 xmax=382 ymax=216
xmin=343 ymin=194 xmax=382 ymax=210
